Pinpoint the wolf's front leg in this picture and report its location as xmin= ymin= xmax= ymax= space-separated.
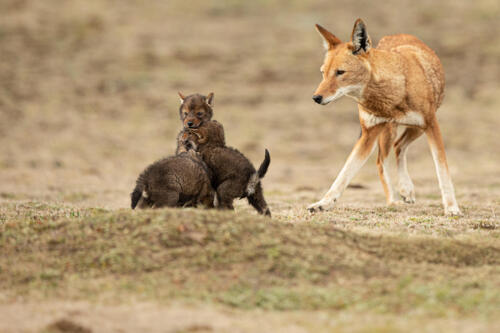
xmin=307 ymin=124 xmax=384 ymax=212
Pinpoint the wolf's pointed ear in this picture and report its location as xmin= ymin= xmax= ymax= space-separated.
xmin=315 ymin=24 xmax=342 ymax=50
xmin=351 ymin=19 xmax=371 ymax=54
xmin=206 ymin=92 xmax=214 ymax=107
xmin=178 ymin=91 xmax=186 ymax=103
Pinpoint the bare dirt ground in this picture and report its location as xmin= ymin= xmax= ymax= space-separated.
xmin=2 ymin=301 xmax=499 ymax=333
xmin=0 ymin=0 xmax=499 ymax=332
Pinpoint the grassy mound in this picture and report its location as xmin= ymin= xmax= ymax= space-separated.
xmin=1 ymin=202 xmax=499 ymax=317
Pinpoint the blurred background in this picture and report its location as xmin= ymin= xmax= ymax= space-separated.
xmin=1 ymin=0 xmax=499 ymax=211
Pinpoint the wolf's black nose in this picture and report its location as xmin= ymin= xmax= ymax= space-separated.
xmin=187 ymin=121 xmax=194 ymax=127
xmin=312 ymin=95 xmax=323 ymax=104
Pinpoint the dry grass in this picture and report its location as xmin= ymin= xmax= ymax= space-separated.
xmin=0 ymin=0 xmax=499 ymax=332
xmin=1 ymin=203 xmax=499 ymax=332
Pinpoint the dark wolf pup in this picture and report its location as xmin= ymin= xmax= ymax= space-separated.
xmin=131 ymin=150 xmax=214 ymax=209
xmin=182 ymin=121 xmax=271 ymax=216
xmin=175 ymin=92 xmax=225 ymax=154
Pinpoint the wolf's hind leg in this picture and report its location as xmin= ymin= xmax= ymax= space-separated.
xmin=247 ymin=183 xmax=271 ymax=216
xmin=394 ymin=127 xmax=423 ymax=203
xmin=216 ymin=180 xmax=244 ymax=210
xmin=377 ymin=124 xmax=397 ymax=205
xmin=151 ymin=191 xmax=180 ymax=208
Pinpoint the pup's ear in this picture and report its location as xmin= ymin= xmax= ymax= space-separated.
xmin=351 ymin=19 xmax=371 ymax=54
xmin=315 ymin=24 xmax=342 ymax=50
xmin=206 ymin=92 xmax=214 ymax=107
xmin=178 ymin=91 xmax=186 ymax=103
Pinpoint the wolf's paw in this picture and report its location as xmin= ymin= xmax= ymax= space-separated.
xmin=307 ymin=199 xmax=336 ymax=213
xmin=445 ymin=205 xmax=462 ymax=216
xmin=388 ymin=200 xmax=404 ymax=206
xmin=399 ymin=187 xmax=416 ymax=204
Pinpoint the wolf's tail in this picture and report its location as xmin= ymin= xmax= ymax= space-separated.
xmin=130 ymin=185 xmax=143 ymax=209
xmin=246 ymin=149 xmax=271 ymax=195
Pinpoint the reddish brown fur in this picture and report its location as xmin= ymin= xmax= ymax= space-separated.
xmin=308 ymin=19 xmax=460 ymax=215
xmin=176 ymin=120 xmax=225 ymax=155
xmin=175 ymin=92 xmax=225 ymax=155
xmin=178 ymin=92 xmax=214 ymax=129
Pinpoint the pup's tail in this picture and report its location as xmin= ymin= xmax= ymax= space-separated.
xmin=131 ymin=175 xmax=147 ymax=209
xmin=247 ymin=149 xmax=271 ymax=195
xmin=258 ymin=149 xmax=271 ymax=178
xmin=131 ymin=185 xmax=142 ymax=209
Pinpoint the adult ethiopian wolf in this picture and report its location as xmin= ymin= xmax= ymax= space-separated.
xmin=307 ymin=19 xmax=461 ymax=216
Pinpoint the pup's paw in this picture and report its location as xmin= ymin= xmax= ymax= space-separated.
xmin=307 ymin=199 xmax=336 ymax=213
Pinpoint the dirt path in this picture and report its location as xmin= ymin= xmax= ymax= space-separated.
xmin=1 ymin=301 xmax=498 ymax=333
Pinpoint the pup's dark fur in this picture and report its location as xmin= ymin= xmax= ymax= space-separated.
xmin=176 ymin=120 xmax=225 ymax=155
xmin=175 ymin=92 xmax=225 ymax=155
xmin=131 ymin=151 xmax=214 ymax=209
xmin=182 ymin=121 xmax=271 ymax=216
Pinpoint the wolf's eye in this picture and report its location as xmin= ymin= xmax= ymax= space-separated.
xmin=336 ymin=69 xmax=345 ymax=76
xmin=183 ymin=112 xmax=188 ymax=117
xmin=197 ymin=112 xmax=203 ymax=117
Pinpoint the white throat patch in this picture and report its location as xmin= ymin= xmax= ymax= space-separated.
xmin=321 ymin=85 xmax=363 ymax=105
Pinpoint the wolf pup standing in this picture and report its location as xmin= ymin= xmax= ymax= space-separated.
xmin=308 ymin=19 xmax=461 ymax=216
xmin=131 ymin=151 xmax=214 ymax=209
xmin=182 ymin=121 xmax=271 ymax=216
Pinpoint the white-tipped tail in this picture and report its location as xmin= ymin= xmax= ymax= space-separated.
xmin=246 ymin=173 xmax=260 ymax=195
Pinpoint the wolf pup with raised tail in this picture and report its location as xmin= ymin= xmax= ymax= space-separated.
xmin=182 ymin=121 xmax=271 ymax=216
